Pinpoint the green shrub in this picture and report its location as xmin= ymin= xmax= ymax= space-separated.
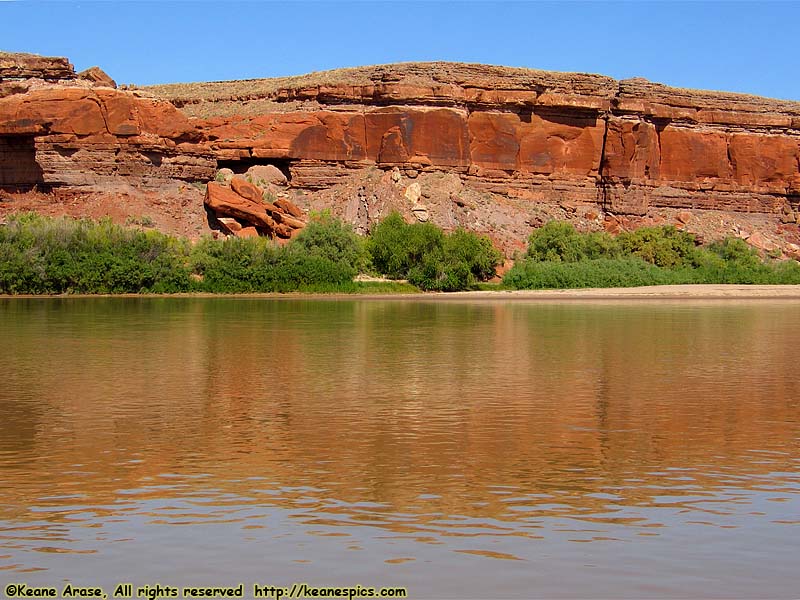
xmin=526 ymin=221 xmax=700 ymax=268
xmin=505 ymin=220 xmax=800 ymax=290
xmin=616 ymin=225 xmax=698 ymax=268
xmin=503 ymin=257 xmax=674 ymax=289
xmin=766 ymin=259 xmax=800 ymax=284
xmin=0 ymin=213 xmax=192 ymax=294
xmin=708 ymin=237 xmax=762 ymax=269
xmin=527 ymin=221 xmax=587 ymax=262
xmin=444 ymin=228 xmax=503 ymax=281
xmin=0 ymin=213 xmax=361 ymax=295
xmin=526 ymin=221 xmax=619 ymax=262
xmin=407 ymin=249 xmax=472 ymax=292
xmin=366 ymin=213 xmax=444 ymax=279
xmin=7 ymin=213 xmax=795 ymax=295
xmin=289 ymin=212 xmax=365 ymax=273
xmin=190 ymin=235 xmax=355 ymax=293
xmin=366 ymin=212 xmax=502 ymax=290
xmin=581 ymin=231 xmax=621 ymax=260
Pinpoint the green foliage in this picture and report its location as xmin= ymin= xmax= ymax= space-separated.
xmin=526 ymin=221 xmax=703 ymax=268
xmin=616 ymin=225 xmax=698 ymax=268
xmin=407 ymin=251 xmax=473 ymax=292
xmin=189 ymin=235 xmax=355 ymax=293
xmin=366 ymin=213 xmax=444 ymax=279
xmin=504 ymin=257 xmax=674 ymax=289
xmin=7 ymin=213 xmax=795 ymax=295
xmin=526 ymin=221 xmax=620 ymax=262
xmin=444 ymin=228 xmax=503 ymax=281
xmin=288 ymin=212 xmax=365 ymax=274
xmin=0 ymin=213 xmax=359 ymax=295
xmin=505 ymin=220 xmax=800 ymax=290
xmin=125 ymin=215 xmax=154 ymax=228
xmin=366 ymin=212 xmax=502 ymax=290
xmin=708 ymin=237 xmax=762 ymax=269
xmin=0 ymin=213 xmax=191 ymax=294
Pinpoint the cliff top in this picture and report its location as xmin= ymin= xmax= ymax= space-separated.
xmin=142 ymin=61 xmax=800 ymax=119
xmin=144 ymin=62 xmax=614 ymax=98
xmin=142 ymin=61 xmax=614 ymax=117
xmin=3 ymin=51 xmax=800 ymax=122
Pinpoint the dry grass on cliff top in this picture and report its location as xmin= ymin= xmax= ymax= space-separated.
xmin=143 ymin=61 xmax=800 ymax=120
xmin=145 ymin=61 xmax=610 ymax=100
xmin=142 ymin=61 xmax=616 ymax=118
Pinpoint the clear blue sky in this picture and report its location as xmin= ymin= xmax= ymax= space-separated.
xmin=2 ymin=1 xmax=799 ymax=100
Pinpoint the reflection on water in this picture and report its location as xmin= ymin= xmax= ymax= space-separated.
xmin=1 ymin=298 xmax=798 ymax=598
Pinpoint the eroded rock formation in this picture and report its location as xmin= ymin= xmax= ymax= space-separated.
xmin=2 ymin=53 xmax=800 ymax=253
xmin=204 ymin=168 xmax=307 ymax=239
xmin=0 ymin=53 xmax=215 ymax=190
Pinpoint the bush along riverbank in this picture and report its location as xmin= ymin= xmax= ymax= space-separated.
xmin=0 ymin=212 xmax=502 ymax=294
xmin=502 ymin=221 xmax=800 ymax=289
xmin=4 ymin=213 xmax=798 ymax=295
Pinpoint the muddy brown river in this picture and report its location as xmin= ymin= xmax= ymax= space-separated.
xmin=1 ymin=298 xmax=798 ymax=598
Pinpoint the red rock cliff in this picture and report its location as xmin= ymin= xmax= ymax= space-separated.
xmin=0 ymin=52 xmax=215 ymax=190
xmin=148 ymin=62 xmax=800 ymax=219
xmin=2 ymin=55 xmax=800 ymax=252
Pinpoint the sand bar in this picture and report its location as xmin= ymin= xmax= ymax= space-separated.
xmin=3 ymin=284 xmax=800 ymax=301
xmin=440 ymin=284 xmax=800 ymax=301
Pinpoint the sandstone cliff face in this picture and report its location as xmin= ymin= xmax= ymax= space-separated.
xmin=149 ymin=62 xmax=800 ymax=221
xmin=0 ymin=54 xmax=215 ymax=190
xmin=2 ymin=54 xmax=800 ymax=254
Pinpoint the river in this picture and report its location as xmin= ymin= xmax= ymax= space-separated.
xmin=1 ymin=298 xmax=798 ymax=598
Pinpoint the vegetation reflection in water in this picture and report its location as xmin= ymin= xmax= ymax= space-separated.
xmin=0 ymin=298 xmax=798 ymax=597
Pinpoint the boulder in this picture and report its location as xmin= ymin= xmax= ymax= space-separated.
xmin=216 ymin=217 xmax=242 ymax=234
xmin=276 ymin=213 xmax=306 ymax=230
xmin=236 ymin=226 xmax=260 ymax=238
xmin=215 ymin=168 xmax=234 ymax=183
xmin=263 ymin=203 xmax=284 ymax=219
xmin=231 ymin=175 xmax=265 ymax=204
xmin=746 ymin=231 xmax=779 ymax=252
xmin=246 ymin=164 xmax=288 ymax=186
xmin=603 ymin=215 xmax=622 ymax=234
xmin=204 ymin=182 xmax=276 ymax=233
xmin=274 ymin=223 xmax=294 ymax=238
xmin=404 ymin=182 xmax=421 ymax=203
xmin=411 ymin=205 xmax=430 ymax=222
xmin=77 ymin=66 xmax=117 ymax=88
xmin=273 ymin=197 xmax=304 ymax=219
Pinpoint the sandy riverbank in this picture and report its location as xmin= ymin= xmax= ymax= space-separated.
xmin=438 ymin=284 xmax=800 ymax=300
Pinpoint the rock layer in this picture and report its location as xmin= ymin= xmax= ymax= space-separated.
xmin=0 ymin=52 xmax=74 ymax=81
